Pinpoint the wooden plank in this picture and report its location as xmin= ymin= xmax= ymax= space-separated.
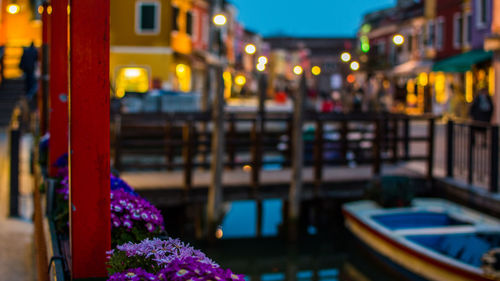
xmin=48 ymin=0 xmax=69 ymax=177
xmin=69 ymin=0 xmax=111 ymax=278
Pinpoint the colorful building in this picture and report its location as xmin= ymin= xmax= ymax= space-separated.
xmin=0 ymin=0 xmax=42 ymax=78
xmin=110 ymin=0 xmax=174 ymax=97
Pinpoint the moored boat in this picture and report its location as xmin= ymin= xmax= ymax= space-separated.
xmin=343 ymin=199 xmax=500 ymax=281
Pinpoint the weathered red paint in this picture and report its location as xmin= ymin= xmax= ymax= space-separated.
xmin=48 ymin=0 xmax=69 ymax=177
xmin=39 ymin=1 xmax=50 ymax=134
xmin=68 ymin=0 xmax=111 ymax=278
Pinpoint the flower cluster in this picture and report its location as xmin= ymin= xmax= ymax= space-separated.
xmin=111 ymin=190 xmax=165 ymax=246
xmin=107 ymin=268 xmax=156 ymax=281
xmin=157 ymin=256 xmax=244 ymax=281
xmin=51 ymin=154 xmax=163 ymax=245
xmin=107 ymin=238 xmax=244 ymax=281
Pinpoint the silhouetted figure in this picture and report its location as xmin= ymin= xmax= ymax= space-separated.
xmin=19 ymin=42 xmax=38 ymax=99
xmin=470 ymin=88 xmax=493 ymax=123
xmin=352 ymin=88 xmax=363 ymax=113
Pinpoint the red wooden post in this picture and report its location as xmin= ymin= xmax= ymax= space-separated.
xmin=48 ymin=0 xmax=69 ymax=176
xmin=39 ymin=1 xmax=51 ymax=134
xmin=69 ymin=0 xmax=111 ymax=278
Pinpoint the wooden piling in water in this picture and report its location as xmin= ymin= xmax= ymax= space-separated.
xmin=207 ymin=66 xmax=225 ymax=240
xmin=288 ymin=75 xmax=306 ymax=242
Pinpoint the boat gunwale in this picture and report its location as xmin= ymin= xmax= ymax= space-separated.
xmin=342 ymin=200 xmax=498 ymax=281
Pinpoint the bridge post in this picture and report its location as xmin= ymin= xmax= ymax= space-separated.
xmin=340 ymin=119 xmax=348 ymax=162
xmin=164 ymin=123 xmax=174 ymax=170
xmin=183 ymin=121 xmax=194 ymax=193
xmin=251 ymin=74 xmax=267 ymax=193
xmin=468 ymin=125 xmax=475 ymax=185
xmin=48 ymin=0 xmax=69 ymax=177
xmin=227 ymin=116 xmax=236 ymax=169
xmin=490 ymin=126 xmax=499 ymax=192
xmin=207 ymin=66 xmax=225 ymax=240
xmin=113 ymin=115 xmax=122 ymax=171
xmin=392 ymin=117 xmax=399 ymax=163
xmin=314 ymin=119 xmax=323 ymax=193
xmin=403 ymin=117 xmax=410 ymax=160
xmin=427 ymin=118 xmax=435 ymax=181
xmin=288 ymin=75 xmax=306 ymax=242
xmin=373 ymin=116 xmax=382 ymax=176
xmin=69 ymin=0 xmax=111 ymax=278
xmin=251 ymin=120 xmax=261 ymax=191
xmin=446 ymin=120 xmax=455 ymax=178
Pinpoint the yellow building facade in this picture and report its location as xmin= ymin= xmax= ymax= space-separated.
xmin=110 ymin=0 xmax=195 ymax=97
xmin=110 ymin=0 xmax=174 ymax=97
xmin=0 ymin=0 xmax=42 ymax=78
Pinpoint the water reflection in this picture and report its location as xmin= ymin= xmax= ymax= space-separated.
xmin=162 ymin=198 xmax=399 ymax=281
xmin=219 ymin=199 xmax=283 ymax=238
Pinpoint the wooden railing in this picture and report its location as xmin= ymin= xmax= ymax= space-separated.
xmin=446 ymin=119 xmax=499 ymax=192
xmin=112 ymin=112 xmax=437 ymax=189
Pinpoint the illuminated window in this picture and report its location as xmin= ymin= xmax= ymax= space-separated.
xmin=465 ymin=71 xmax=473 ymax=103
xmin=489 ymin=67 xmax=495 ymax=96
xmin=115 ymin=67 xmax=150 ymax=98
xmin=136 ymin=1 xmax=161 ymax=34
xmin=176 ymin=64 xmax=191 ymax=92
xmin=223 ymin=71 xmax=232 ymax=99
xmin=435 ymin=72 xmax=447 ymax=104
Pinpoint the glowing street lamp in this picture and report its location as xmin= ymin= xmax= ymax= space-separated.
xmin=393 ymin=34 xmax=405 ymax=46
xmin=341 ymin=52 xmax=351 ymax=62
xmin=257 ymin=56 xmax=268 ymax=64
xmin=235 ymin=75 xmax=246 ymax=86
xmin=256 ymin=63 xmax=266 ymax=72
xmin=213 ymin=14 xmax=227 ymax=26
xmin=7 ymin=3 xmax=20 ymax=14
xmin=350 ymin=61 xmax=360 ymax=71
xmin=311 ymin=66 xmax=321 ymax=76
xmin=245 ymin=44 xmax=256 ymax=55
xmin=293 ymin=65 xmax=303 ymax=75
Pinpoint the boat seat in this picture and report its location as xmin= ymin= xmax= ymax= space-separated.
xmin=459 ymin=236 xmax=491 ymax=266
xmin=440 ymin=235 xmax=467 ymax=259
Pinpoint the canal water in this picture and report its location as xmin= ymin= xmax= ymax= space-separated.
xmin=161 ymin=198 xmax=400 ymax=281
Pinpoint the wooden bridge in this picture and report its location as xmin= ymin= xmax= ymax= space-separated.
xmin=112 ymin=111 xmax=436 ymax=207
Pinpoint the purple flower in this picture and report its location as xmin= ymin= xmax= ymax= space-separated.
xmin=110 ymin=189 xmax=164 ymax=234
xmin=108 ymin=238 xmax=245 ymax=281
xmin=157 ymin=256 xmax=245 ymax=281
xmin=108 ymin=268 xmax=157 ymax=281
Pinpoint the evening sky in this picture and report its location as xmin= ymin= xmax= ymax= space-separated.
xmin=228 ymin=0 xmax=397 ymax=37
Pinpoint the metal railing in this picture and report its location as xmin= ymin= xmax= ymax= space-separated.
xmin=446 ymin=119 xmax=499 ymax=192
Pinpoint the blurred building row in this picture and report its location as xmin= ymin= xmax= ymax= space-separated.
xmin=357 ymin=0 xmax=500 ymax=117
xmin=0 ymin=0 xmax=359 ymax=110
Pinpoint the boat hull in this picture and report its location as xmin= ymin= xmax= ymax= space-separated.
xmin=343 ymin=209 xmax=494 ymax=281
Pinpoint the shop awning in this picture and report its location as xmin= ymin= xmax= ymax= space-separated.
xmin=392 ymin=60 xmax=433 ymax=76
xmin=432 ymin=50 xmax=493 ymax=73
